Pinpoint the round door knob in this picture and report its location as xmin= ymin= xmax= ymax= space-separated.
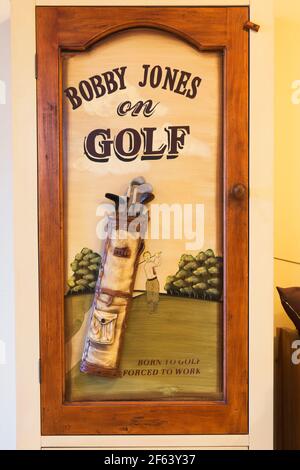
xmin=231 ymin=183 xmax=246 ymax=200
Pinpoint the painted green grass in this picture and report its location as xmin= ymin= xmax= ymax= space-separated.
xmin=65 ymin=294 xmax=223 ymax=401
xmin=64 ymin=293 xmax=93 ymax=341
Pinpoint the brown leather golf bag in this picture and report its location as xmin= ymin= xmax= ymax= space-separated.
xmin=80 ymin=177 xmax=153 ymax=377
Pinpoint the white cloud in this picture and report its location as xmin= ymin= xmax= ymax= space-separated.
xmin=184 ymin=134 xmax=212 ymax=159
xmin=154 ymin=122 xmax=212 ymax=159
xmin=82 ymin=81 xmax=168 ymax=118
xmin=72 ymin=151 xmax=151 ymax=176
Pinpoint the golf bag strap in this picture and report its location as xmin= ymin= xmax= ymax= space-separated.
xmin=99 ymin=287 xmax=132 ymax=303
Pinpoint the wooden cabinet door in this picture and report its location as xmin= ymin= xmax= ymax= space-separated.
xmin=37 ymin=6 xmax=248 ymax=435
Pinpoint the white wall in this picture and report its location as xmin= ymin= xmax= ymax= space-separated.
xmin=0 ymin=0 xmax=16 ymax=450
xmin=274 ymin=0 xmax=300 ymax=332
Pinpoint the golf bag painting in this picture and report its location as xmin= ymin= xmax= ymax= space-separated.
xmin=81 ymin=177 xmax=154 ymax=377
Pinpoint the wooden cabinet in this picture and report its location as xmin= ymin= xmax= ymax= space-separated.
xmin=37 ymin=4 xmax=249 ymax=437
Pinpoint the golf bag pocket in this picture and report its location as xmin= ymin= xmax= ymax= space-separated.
xmin=89 ymin=310 xmax=118 ymax=345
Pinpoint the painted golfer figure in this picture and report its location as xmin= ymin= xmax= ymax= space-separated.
xmin=142 ymin=251 xmax=161 ymax=313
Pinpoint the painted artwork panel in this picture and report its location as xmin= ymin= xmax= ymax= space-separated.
xmin=63 ymin=29 xmax=223 ymax=401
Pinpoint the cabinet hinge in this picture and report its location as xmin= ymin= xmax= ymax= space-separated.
xmin=35 ymin=54 xmax=38 ymax=80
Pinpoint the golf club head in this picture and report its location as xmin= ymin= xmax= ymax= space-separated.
xmin=131 ymin=183 xmax=153 ymax=204
xmin=125 ymin=176 xmax=146 ymax=197
xmin=105 ymin=193 xmax=127 ymax=211
xmin=105 ymin=193 xmax=119 ymax=205
xmin=136 ymin=183 xmax=153 ymax=194
xmin=131 ymin=176 xmax=146 ymax=185
xmin=140 ymin=192 xmax=155 ymax=205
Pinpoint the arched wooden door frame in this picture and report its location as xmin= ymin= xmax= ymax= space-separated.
xmin=37 ymin=5 xmax=249 ymax=435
